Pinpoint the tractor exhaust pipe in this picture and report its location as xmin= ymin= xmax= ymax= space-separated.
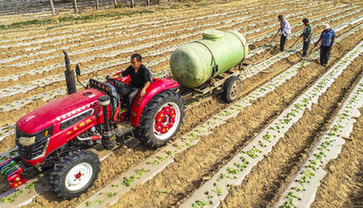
xmin=63 ymin=50 xmax=77 ymax=95
xmin=98 ymin=95 xmax=116 ymax=150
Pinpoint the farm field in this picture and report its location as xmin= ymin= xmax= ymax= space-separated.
xmin=0 ymin=0 xmax=362 ymax=207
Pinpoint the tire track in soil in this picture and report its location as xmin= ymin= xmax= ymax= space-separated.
xmin=101 ymin=26 xmax=363 ymax=208
xmin=220 ymin=35 xmax=363 ymax=208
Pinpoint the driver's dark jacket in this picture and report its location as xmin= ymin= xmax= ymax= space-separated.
xmin=121 ymin=64 xmax=152 ymax=88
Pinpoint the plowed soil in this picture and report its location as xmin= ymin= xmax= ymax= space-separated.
xmin=0 ymin=0 xmax=362 ymax=207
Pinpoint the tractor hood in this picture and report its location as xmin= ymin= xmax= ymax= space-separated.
xmin=17 ymin=88 xmax=104 ymax=135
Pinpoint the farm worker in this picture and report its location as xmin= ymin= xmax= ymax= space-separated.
xmin=314 ymin=24 xmax=336 ymax=66
xmin=109 ymin=54 xmax=153 ymax=109
xmin=277 ymin=15 xmax=291 ymax=51
xmin=300 ymin=18 xmax=312 ymax=57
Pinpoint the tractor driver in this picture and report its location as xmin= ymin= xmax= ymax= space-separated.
xmin=109 ymin=54 xmax=152 ymax=110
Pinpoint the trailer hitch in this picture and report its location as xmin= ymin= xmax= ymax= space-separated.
xmin=0 ymin=158 xmax=27 ymax=188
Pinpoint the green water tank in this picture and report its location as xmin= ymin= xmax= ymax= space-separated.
xmin=170 ymin=30 xmax=248 ymax=88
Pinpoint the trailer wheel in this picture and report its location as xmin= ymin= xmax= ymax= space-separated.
xmin=50 ymin=149 xmax=100 ymax=199
xmin=137 ymin=90 xmax=184 ymax=148
xmin=222 ymin=76 xmax=241 ymax=103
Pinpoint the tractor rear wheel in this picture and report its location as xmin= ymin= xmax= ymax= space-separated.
xmin=50 ymin=149 xmax=100 ymax=199
xmin=137 ymin=90 xmax=184 ymax=148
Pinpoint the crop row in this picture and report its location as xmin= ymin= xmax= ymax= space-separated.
xmin=0 ymin=1 xmax=339 ymax=70
xmin=0 ymin=18 xmax=323 ymax=206
xmin=0 ymin=14 xmax=361 ymax=145
xmin=0 ymin=4 xmax=356 ymax=104
xmin=276 ymin=76 xmax=363 ymax=208
xmin=181 ymin=38 xmax=363 ymax=208
xmin=0 ymin=1 xmax=311 ymax=67
xmin=77 ymin=29 xmax=363 ymax=208
xmin=0 ymin=0 xmax=296 ymax=49
xmin=0 ymin=0 xmax=302 ymax=45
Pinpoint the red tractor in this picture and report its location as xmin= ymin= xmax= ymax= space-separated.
xmin=0 ymin=51 xmax=185 ymax=199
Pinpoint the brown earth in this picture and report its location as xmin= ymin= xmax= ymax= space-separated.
xmin=0 ymin=0 xmax=362 ymax=207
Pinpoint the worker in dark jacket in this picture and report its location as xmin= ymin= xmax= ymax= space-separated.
xmin=314 ymin=24 xmax=336 ymax=66
xmin=110 ymin=54 xmax=152 ymax=109
xmin=278 ymin=15 xmax=291 ymax=51
xmin=300 ymin=18 xmax=312 ymax=57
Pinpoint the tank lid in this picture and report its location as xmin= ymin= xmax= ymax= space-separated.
xmin=202 ymin=29 xmax=224 ymax=40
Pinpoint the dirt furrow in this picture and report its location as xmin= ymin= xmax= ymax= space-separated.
xmin=90 ymin=15 xmax=363 ymax=208
xmin=309 ymin=105 xmax=363 ymax=206
xmin=221 ymin=33 xmax=363 ymax=208
xmin=0 ymin=2 xmax=320 ymax=83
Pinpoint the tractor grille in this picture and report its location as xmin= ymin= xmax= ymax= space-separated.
xmin=16 ymin=127 xmax=52 ymax=161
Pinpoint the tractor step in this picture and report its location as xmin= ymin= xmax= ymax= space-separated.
xmin=113 ymin=122 xmax=135 ymax=136
xmin=0 ymin=158 xmax=27 ymax=188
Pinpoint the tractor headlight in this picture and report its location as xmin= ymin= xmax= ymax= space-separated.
xmin=18 ymin=136 xmax=36 ymax=146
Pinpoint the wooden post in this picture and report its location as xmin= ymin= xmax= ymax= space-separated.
xmin=131 ymin=0 xmax=135 ymax=8
xmin=146 ymin=0 xmax=150 ymax=6
xmin=72 ymin=0 xmax=78 ymax=13
xmin=113 ymin=0 xmax=118 ymax=8
xmin=49 ymin=0 xmax=56 ymax=16
xmin=95 ymin=0 xmax=99 ymax=9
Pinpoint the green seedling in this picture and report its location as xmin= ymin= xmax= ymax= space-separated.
xmin=240 ymin=157 xmax=249 ymax=164
xmin=227 ymin=184 xmax=234 ymax=190
xmin=146 ymin=160 xmax=159 ymax=165
xmin=122 ymin=175 xmax=136 ymax=187
xmin=306 ymin=163 xmax=317 ymax=171
xmin=111 ymin=184 xmax=119 ymax=187
xmin=85 ymin=201 xmax=92 ymax=207
xmin=314 ymin=151 xmax=326 ymax=162
xmin=135 ymin=168 xmax=149 ymax=176
xmin=157 ymin=156 xmax=166 ymax=161
xmin=291 ymin=187 xmax=302 ymax=192
xmin=263 ymin=132 xmax=271 ymax=142
xmin=0 ymin=190 xmax=23 ymax=203
xmin=234 ymin=162 xmax=247 ymax=171
xmin=296 ymin=176 xmax=307 ymax=185
xmin=150 ymin=190 xmax=175 ymax=199
xmin=258 ymin=141 xmax=265 ymax=147
xmin=26 ymin=182 xmax=35 ymax=190
xmin=287 ymin=192 xmax=301 ymax=200
xmin=242 ymin=148 xmax=261 ymax=158
xmin=212 ymin=187 xmax=223 ymax=196
xmin=192 ymin=199 xmax=208 ymax=208
xmin=166 ymin=151 xmax=173 ymax=156
xmin=94 ymin=200 xmax=104 ymax=204
xmin=301 ymin=170 xmax=314 ymax=178
xmin=226 ymin=167 xmax=239 ymax=174
xmin=106 ymin=192 xmax=117 ymax=198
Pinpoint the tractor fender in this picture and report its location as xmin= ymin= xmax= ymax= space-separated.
xmin=130 ymin=78 xmax=180 ymax=127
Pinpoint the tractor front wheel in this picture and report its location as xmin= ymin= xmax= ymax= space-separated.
xmin=50 ymin=149 xmax=100 ymax=199
xmin=137 ymin=90 xmax=184 ymax=148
